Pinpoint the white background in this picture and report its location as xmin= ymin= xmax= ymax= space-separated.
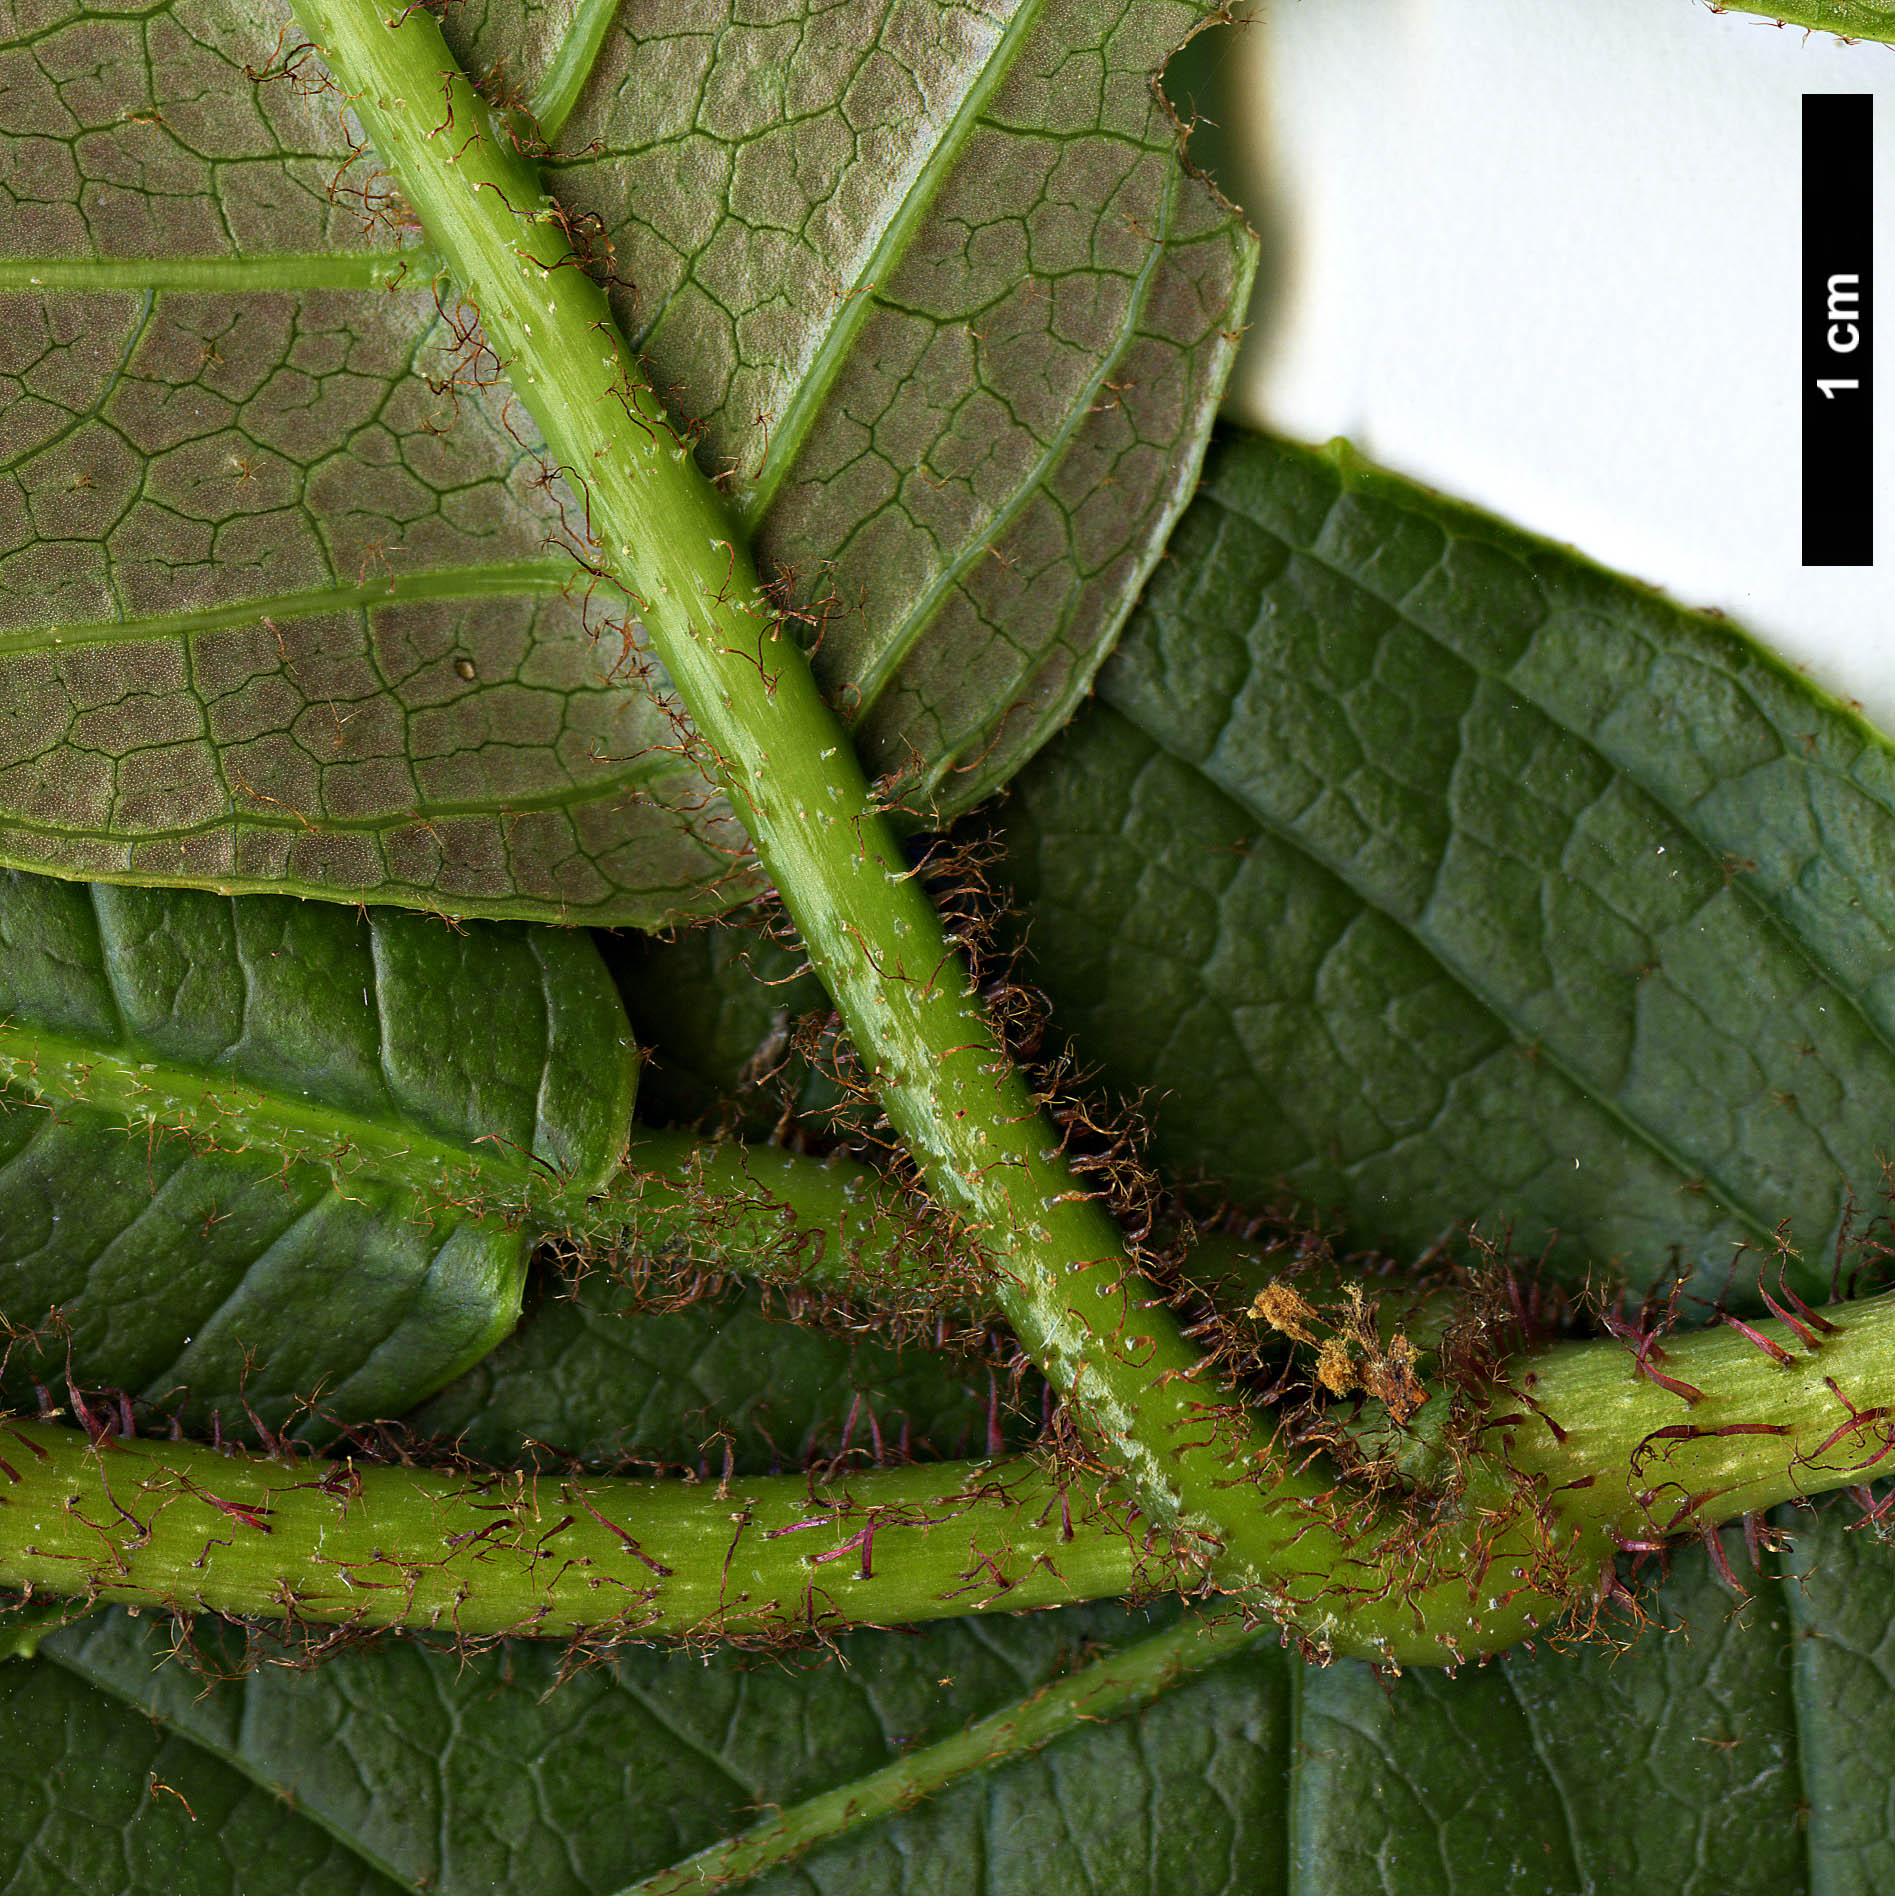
xmin=1214 ymin=0 xmax=1893 ymax=723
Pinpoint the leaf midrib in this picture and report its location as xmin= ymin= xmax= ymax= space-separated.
xmin=0 ymin=1017 xmax=534 ymax=1205
xmin=1775 ymin=1554 xmax=1815 ymax=1896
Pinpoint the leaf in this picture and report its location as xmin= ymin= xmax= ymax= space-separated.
xmin=1776 ymin=1499 xmax=1895 ymax=1889
xmin=0 ymin=1649 xmax=406 ymax=1896
xmin=0 ymin=867 xmax=633 ymax=1431
xmin=10 ymin=1596 xmax=1288 ymax=1896
xmin=999 ymin=427 xmax=1895 ymax=1299
xmin=1287 ymin=1523 xmax=1838 ymax=1895
xmin=601 ymin=919 xmax=841 ymax=1136
xmin=1265 ymin=1509 xmax=1895 ymax=1895
xmin=5 ymin=415 xmax=1891 ymax=1891
xmin=0 ymin=0 xmax=1250 ymax=924
xmin=406 ymin=1263 xmax=1032 ymax=1472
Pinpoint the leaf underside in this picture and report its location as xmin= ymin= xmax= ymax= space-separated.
xmin=0 ymin=0 xmax=1250 ymax=925
xmin=1000 ymin=429 xmax=1895 ymax=1301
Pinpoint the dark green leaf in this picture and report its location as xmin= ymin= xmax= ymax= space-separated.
xmin=11 ymin=1596 xmax=1277 ymax=1896
xmin=407 ymin=1263 xmax=1027 ymax=1473
xmin=0 ymin=0 xmax=1250 ymax=923
xmin=14 ymin=1518 xmax=1888 ymax=1894
xmin=602 ymin=920 xmax=840 ymax=1137
xmin=1777 ymin=1499 xmax=1895 ymax=1892
xmin=1000 ymin=428 xmax=1895 ymax=1298
xmin=0 ymin=1652 xmax=405 ymax=1896
xmin=0 ymin=869 xmax=632 ymax=1430
xmin=1293 ymin=1535 xmax=1809 ymax=1894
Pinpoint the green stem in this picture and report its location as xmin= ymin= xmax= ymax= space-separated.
xmin=618 ymin=1611 xmax=1262 ymax=1896
xmin=563 ymin=1130 xmax=958 ymax=1295
xmin=1710 ymin=1 xmax=1895 ymax=41
xmin=281 ymin=0 xmax=1293 ymax=1616
xmin=0 ymin=254 xmax=437 ymax=293
xmin=1306 ymin=1289 xmax=1895 ymax=1663
xmin=0 ymin=1002 xmax=952 ymax=1295
xmin=609 ymin=1291 xmax=1895 ymax=1888
xmin=0 ymin=962 xmax=1223 ymax=1305
xmin=0 ymin=1425 xmax=1150 ymax=1639
xmin=8 ymin=1291 xmax=1895 ymax=1660
xmin=1509 ymin=1289 xmax=1895 ymax=1555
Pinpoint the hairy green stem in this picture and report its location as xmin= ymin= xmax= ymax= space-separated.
xmin=1512 ymin=1290 xmax=1895 ymax=1553
xmin=0 ymin=1000 xmax=950 ymax=1293
xmin=281 ymin=0 xmax=1297 ymax=1619
xmin=563 ymin=1131 xmax=960 ymax=1294
xmin=0 ymin=961 xmax=1176 ymax=1305
xmin=1712 ymin=0 xmax=1895 ymax=41
xmin=619 ymin=1611 xmax=1262 ymax=1895
xmin=10 ymin=1294 xmax=1895 ymax=1662
xmin=0 ymin=1425 xmax=1152 ymax=1640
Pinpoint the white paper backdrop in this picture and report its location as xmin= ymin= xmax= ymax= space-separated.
xmin=1214 ymin=0 xmax=1892 ymax=722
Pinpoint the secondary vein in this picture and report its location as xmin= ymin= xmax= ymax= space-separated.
xmin=613 ymin=1612 xmax=1263 ymax=1896
xmin=0 ymin=560 xmax=574 ymax=659
xmin=736 ymin=0 xmax=1050 ymax=524
xmin=0 ymin=253 xmax=440 ymax=293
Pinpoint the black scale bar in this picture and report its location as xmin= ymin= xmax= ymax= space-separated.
xmin=1803 ymin=94 xmax=1873 ymax=568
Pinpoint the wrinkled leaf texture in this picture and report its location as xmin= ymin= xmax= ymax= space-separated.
xmin=0 ymin=869 xmax=633 ymax=1432
xmin=10 ymin=430 xmax=1895 ymax=1893
xmin=1004 ymin=430 xmax=1895 ymax=1304
xmin=0 ymin=0 xmax=1249 ymax=924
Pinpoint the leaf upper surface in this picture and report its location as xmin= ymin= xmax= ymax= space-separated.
xmin=0 ymin=0 xmax=1251 ymax=922
xmin=0 ymin=869 xmax=634 ymax=1426
xmin=0 ymin=1653 xmax=405 ymax=1896
xmin=1291 ymin=1529 xmax=1829 ymax=1896
xmin=407 ymin=1265 xmax=1028 ymax=1473
xmin=1000 ymin=428 xmax=1895 ymax=1295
